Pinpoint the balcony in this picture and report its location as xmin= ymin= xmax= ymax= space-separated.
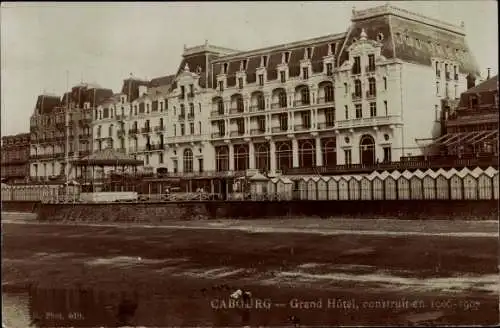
xmin=187 ymin=92 xmax=195 ymax=99
xmin=211 ymin=110 xmax=225 ymax=117
xmin=154 ymin=126 xmax=165 ymax=132
xmin=351 ymin=92 xmax=362 ymax=101
xmin=283 ymin=155 xmax=499 ymax=176
xmin=351 ymin=67 xmax=361 ymax=75
xmin=293 ymin=100 xmax=310 ymax=107
xmin=317 ymin=122 xmax=335 ymax=130
xmin=178 ymin=114 xmax=186 ymax=121
xmin=187 ymin=113 xmax=195 ymax=120
xmin=317 ymin=97 xmax=334 ymax=104
xmin=178 ymin=94 xmax=185 ymax=100
xmin=230 ymin=107 xmax=245 ymax=114
xmin=117 ymin=130 xmax=126 ymax=138
xmin=230 ymin=131 xmax=245 ymax=137
xmin=365 ymin=65 xmax=376 ymax=73
xmin=115 ymin=114 xmax=125 ymax=121
xmin=129 ymin=129 xmax=138 ymax=135
xmin=79 ymin=133 xmax=92 ymax=139
xmin=141 ymin=127 xmax=151 ymax=134
xmin=211 ymin=132 xmax=225 ymax=139
xmin=79 ymin=150 xmax=91 ymax=157
xmin=271 ymin=102 xmax=287 ymax=109
xmin=271 ymin=126 xmax=288 ymax=133
xmin=336 ymin=115 xmax=403 ymax=130
xmin=294 ymin=124 xmax=311 ymax=132
xmin=250 ymin=129 xmax=265 ymax=136
xmin=366 ymin=90 xmax=377 ymax=99
xmin=249 ymin=104 xmax=265 ymax=112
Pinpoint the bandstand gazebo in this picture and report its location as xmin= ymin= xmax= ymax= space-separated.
xmin=72 ymin=148 xmax=143 ymax=201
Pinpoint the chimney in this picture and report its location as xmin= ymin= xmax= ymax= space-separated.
xmin=487 ymin=68 xmax=491 ymax=79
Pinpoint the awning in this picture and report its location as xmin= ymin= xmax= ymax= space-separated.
xmin=471 ymin=130 xmax=498 ymax=145
xmin=443 ymin=131 xmax=486 ymax=147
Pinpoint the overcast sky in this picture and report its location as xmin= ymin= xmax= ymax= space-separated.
xmin=1 ymin=1 xmax=498 ymax=136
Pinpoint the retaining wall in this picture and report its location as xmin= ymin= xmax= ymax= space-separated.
xmin=35 ymin=200 xmax=498 ymax=222
xmin=1 ymin=201 xmax=41 ymax=213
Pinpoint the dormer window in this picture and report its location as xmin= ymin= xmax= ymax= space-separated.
xmin=223 ymin=63 xmax=228 ymax=74
xmin=329 ymin=43 xmax=336 ymax=55
xmin=262 ymin=55 xmax=268 ymax=67
xmin=284 ymin=52 xmax=290 ymax=63
xmin=469 ymin=95 xmax=478 ymax=109
xmin=218 ymin=80 xmax=224 ymax=91
xmin=238 ymin=77 xmax=244 ymax=89
xmin=377 ymin=33 xmax=384 ymax=42
xmin=241 ymin=59 xmax=247 ymax=70
xmin=306 ymin=47 xmax=312 ymax=59
xmin=302 ymin=67 xmax=309 ymax=80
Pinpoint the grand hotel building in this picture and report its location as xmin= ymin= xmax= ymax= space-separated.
xmin=92 ymin=4 xmax=480 ymax=181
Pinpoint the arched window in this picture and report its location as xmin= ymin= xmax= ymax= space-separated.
xmin=324 ymin=84 xmax=334 ymax=102
xmin=255 ymin=143 xmax=270 ymax=172
xmin=276 ymin=142 xmax=292 ymax=171
xmin=354 ymin=79 xmax=362 ymax=97
xmin=300 ymin=87 xmax=310 ymax=105
xmin=279 ymin=90 xmax=287 ymax=107
xmin=216 ymin=146 xmax=229 ymax=172
xmin=235 ymin=145 xmax=248 ymax=171
xmin=299 ymin=140 xmax=315 ymax=168
xmin=322 ymin=139 xmax=336 ymax=167
xmin=183 ymin=148 xmax=193 ymax=173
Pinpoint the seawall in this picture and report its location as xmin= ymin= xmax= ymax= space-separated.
xmin=31 ymin=200 xmax=499 ymax=222
xmin=1 ymin=201 xmax=41 ymax=213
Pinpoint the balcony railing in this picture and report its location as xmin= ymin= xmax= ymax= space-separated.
xmin=187 ymin=92 xmax=195 ymax=99
xmin=293 ymin=100 xmax=310 ymax=107
xmin=79 ymin=133 xmax=92 ymax=139
xmin=230 ymin=131 xmax=245 ymax=137
xmin=351 ymin=92 xmax=362 ymax=101
xmin=250 ymin=129 xmax=265 ymax=136
xmin=336 ymin=115 xmax=403 ymax=129
xmin=294 ymin=124 xmax=311 ymax=132
xmin=178 ymin=94 xmax=185 ymax=100
xmin=271 ymin=102 xmax=287 ymax=109
xmin=154 ymin=126 xmax=165 ymax=132
xmin=366 ymin=90 xmax=377 ymax=99
xmin=129 ymin=129 xmax=138 ymax=135
xmin=317 ymin=97 xmax=334 ymax=104
xmin=365 ymin=65 xmax=376 ymax=73
xmin=141 ymin=127 xmax=151 ymax=133
xmin=249 ymin=104 xmax=265 ymax=112
xmin=271 ymin=126 xmax=288 ymax=133
xmin=317 ymin=122 xmax=335 ymax=130
xmin=230 ymin=107 xmax=245 ymax=114
xmin=178 ymin=114 xmax=186 ymax=121
xmin=211 ymin=110 xmax=225 ymax=117
xmin=187 ymin=113 xmax=195 ymax=120
xmin=282 ymin=155 xmax=499 ymax=176
xmin=211 ymin=132 xmax=225 ymax=139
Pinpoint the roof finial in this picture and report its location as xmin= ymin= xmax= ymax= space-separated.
xmin=352 ymin=5 xmax=356 ymax=15
xmin=360 ymin=28 xmax=367 ymax=40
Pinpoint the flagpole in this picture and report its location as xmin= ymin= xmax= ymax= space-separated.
xmin=65 ymin=70 xmax=70 ymax=200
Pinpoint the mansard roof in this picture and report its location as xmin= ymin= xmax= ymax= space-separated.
xmin=464 ymin=75 xmax=498 ymax=94
xmin=73 ymin=148 xmax=143 ymax=166
xmin=149 ymin=74 xmax=175 ymax=88
xmin=339 ymin=4 xmax=480 ymax=76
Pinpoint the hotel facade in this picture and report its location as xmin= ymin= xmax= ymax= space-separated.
xmin=89 ymin=4 xmax=480 ymax=181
